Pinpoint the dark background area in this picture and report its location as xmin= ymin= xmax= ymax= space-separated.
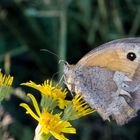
xmin=0 ymin=0 xmax=140 ymax=140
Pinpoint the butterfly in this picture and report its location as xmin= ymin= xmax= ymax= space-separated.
xmin=64 ymin=38 xmax=140 ymax=125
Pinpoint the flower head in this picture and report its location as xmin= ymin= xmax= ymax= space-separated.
xmin=0 ymin=70 xmax=13 ymax=86
xmin=21 ymin=80 xmax=68 ymax=109
xmin=63 ymin=94 xmax=95 ymax=120
xmin=20 ymin=94 xmax=76 ymax=140
xmin=0 ymin=70 xmax=13 ymax=101
xmin=72 ymin=94 xmax=95 ymax=117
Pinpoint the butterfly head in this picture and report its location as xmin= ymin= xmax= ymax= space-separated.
xmin=63 ymin=64 xmax=76 ymax=91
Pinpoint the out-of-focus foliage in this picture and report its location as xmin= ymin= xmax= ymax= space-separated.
xmin=0 ymin=0 xmax=140 ymax=140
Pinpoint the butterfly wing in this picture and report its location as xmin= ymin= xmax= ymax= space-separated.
xmin=77 ymin=38 xmax=140 ymax=76
xmin=69 ymin=65 xmax=135 ymax=125
xmin=123 ymin=66 xmax=140 ymax=111
xmin=64 ymin=38 xmax=140 ymax=125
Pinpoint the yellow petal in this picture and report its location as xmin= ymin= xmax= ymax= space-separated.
xmin=20 ymin=103 xmax=40 ymax=122
xmin=21 ymin=81 xmax=41 ymax=91
xmin=50 ymin=131 xmax=68 ymax=140
xmin=27 ymin=93 xmax=41 ymax=117
xmin=61 ymin=127 xmax=76 ymax=134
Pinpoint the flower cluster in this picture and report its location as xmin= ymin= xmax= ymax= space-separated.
xmin=0 ymin=70 xmax=13 ymax=101
xmin=20 ymin=80 xmax=95 ymax=140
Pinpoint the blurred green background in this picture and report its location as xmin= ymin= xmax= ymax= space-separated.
xmin=0 ymin=0 xmax=140 ymax=140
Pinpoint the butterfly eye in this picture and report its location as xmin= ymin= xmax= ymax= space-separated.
xmin=127 ymin=52 xmax=136 ymax=61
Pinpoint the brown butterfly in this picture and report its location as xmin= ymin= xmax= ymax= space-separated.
xmin=64 ymin=38 xmax=140 ymax=125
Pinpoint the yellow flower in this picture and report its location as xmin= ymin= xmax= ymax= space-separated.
xmin=0 ymin=70 xmax=13 ymax=86
xmin=63 ymin=94 xmax=95 ymax=120
xmin=21 ymin=80 xmax=68 ymax=109
xmin=20 ymin=94 xmax=76 ymax=140
xmin=0 ymin=70 xmax=13 ymax=101
xmin=72 ymin=94 xmax=95 ymax=118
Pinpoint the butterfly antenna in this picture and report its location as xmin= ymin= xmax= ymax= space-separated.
xmin=40 ymin=49 xmax=60 ymax=60
xmin=59 ymin=59 xmax=68 ymax=65
xmin=40 ymin=49 xmax=68 ymax=64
